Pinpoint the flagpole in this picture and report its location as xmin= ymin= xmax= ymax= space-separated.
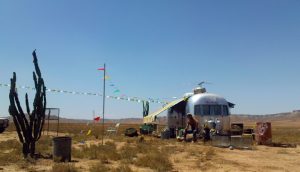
xmin=93 ymin=110 xmax=95 ymax=125
xmin=102 ymin=63 xmax=106 ymax=145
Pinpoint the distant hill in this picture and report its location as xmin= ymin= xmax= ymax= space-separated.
xmin=58 ymin=116 xmax=143 ymax=124
xmin=5 ymin=111 xmax=300 ymax=126
xmin=6 ymin=115 xmax=143 ymax=124
xmin=231 ymin=112 xmax=300 ymax=126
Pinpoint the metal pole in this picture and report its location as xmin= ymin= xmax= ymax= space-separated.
xmin=57 ymin=108 xmax=60 ymax=136
xmin=47 ymin=109 xmax=50 ymax=136
xmin=102 ymin=63 xmax=106 ymax=145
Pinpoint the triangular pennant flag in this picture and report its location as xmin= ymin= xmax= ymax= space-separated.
xmin=86 ymin=129 xmax=92 ymax=136
xmin=114 ymin=89 xmax=120 ymax=93
xmin=104 ymin=75 xmax=110 ymax=80
xmin=94 ymin=116 xmax=101 ymax=122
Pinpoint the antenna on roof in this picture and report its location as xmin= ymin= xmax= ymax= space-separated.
xmin=198 ymin=81 xmax=212 ymax=87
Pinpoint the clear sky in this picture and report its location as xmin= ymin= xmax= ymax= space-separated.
xmin=0 ymin=0 xmax=299 ymax=119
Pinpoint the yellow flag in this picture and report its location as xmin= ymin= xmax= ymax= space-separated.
xmin=104 ymin=75 xmax=110 ymax=80
xmin=86 ymin=129 xmax=92 ymax=136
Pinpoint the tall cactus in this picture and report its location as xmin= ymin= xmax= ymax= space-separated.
xmin=143 ymin=101 xmax=149 ymax=117
xmin=8 ymin=50 xmax=46 ymax=158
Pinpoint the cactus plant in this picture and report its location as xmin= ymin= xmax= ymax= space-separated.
xmin=143 ymin=101 xmax=149 ymax=117
xmin=8 ymin=50 xmax=46 ymax=158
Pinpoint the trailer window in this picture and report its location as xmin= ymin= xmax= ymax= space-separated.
xmin=194 ymin=105 xmax=201 ymax=115
xmin=222 ymin=105 xmax=229 ymax=116
xmin=195 ymin=105 xmax=226 ymax=116
xmin=202 ymin=105 xmax=210 ymax=115
xmin=194 ymin=105 xmax=209 ymax=116
xmin=211 ymin=105 xmax=222 ymax=115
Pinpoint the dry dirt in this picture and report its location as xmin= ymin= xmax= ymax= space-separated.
xmin=0 ymin=131 xmax=299 ymax=172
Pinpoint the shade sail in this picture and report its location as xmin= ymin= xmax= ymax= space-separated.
xmin=143 ymin=97 xmax=186 ymax=123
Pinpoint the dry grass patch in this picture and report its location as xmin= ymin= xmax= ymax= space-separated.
xmin=36 ymin=135 xmax=53 ymax=154
xmin=0 ymin=139 xmax=23 ymax=166
xmin=111 ymin=164 xmax=133 ymax=172
xmin=135 ymin=149 xmax=172 ymax=172
xmin=0 ymin=139 xmax=48 ymax=171
xmin=160 ymin=145 xmax=177 ymax=154
xmin=72 ymin=141 xmax=120 ymax=162
xmin=194 ymin=147 xmax=217 ymax=170
xmin=277 ymin=149 xmax=289 ymax=154
xmin=185 ymin=146 xmax=203 ymax=158
xmin=89 ymin=162 xmax=110 ymax=172
xmin=262 ymin=165 xmax=286 ymax=171
xmin=89 ymin=162 xmax=133 ymax=172
xmin=272 ymin=126 xmax=300 ymax=144
xmin=52 ymin=163 xmax=78 ymax=172
xmin=119 ymin=144 xmax=139 ymax=163
xmin=205 ymin=147 xmax=216 ymax=160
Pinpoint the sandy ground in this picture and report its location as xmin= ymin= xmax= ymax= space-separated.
xmin=0 ymin=131 xmax=299 ymax=172
xmin=0 ymin=131 xmax=19 ymax=142
xmin=169 ymin=143 xmax=300 ymax=172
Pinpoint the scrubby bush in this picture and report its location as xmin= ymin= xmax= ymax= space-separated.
xmin=52 ymin=163 xmax=78 ymax=172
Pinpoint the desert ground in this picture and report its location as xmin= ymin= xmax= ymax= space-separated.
xmin=0 ymin=122 xmax=299 ymax=172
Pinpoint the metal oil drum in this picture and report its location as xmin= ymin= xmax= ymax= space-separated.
xmin=53 ymin=136 xmax=72 ymax=162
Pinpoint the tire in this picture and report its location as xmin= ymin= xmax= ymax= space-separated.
xmin=0 ymin=127 xmax=5 ymax=133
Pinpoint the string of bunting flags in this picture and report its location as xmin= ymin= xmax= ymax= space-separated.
xmin=102 ymin=70 xmax=122 ymax=96
xmin=97 ymin=68 xmax=169 ymax=104
xmin=0 ymin=83 xmax=168 ymax=104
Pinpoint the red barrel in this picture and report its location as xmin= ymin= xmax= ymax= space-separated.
xmin=255 ymin=122 xmax=272 ymax=145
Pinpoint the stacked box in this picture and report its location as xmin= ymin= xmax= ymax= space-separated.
xmin=230 ymin=134 xmax=253 ymax=149
xmin=212 ymin=135 xmax=230 ymax=147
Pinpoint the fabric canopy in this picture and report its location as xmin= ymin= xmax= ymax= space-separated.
xmin=143 ymin=97 xmax=186 ymax=124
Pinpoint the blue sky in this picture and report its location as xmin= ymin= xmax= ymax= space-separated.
xmin=0 ymin=0 xmax=300 ymax=119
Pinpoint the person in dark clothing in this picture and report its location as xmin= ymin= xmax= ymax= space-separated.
xmin=184 ymin=113 xmax=199 ymax=142
xmin=203 ymin=123 xmax=211 ymax=142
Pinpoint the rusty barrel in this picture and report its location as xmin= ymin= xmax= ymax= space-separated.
xmin=53 ymin=136 xmax=72 ymax=162
xmin=255 ymin=122 xmax=272 ymax=145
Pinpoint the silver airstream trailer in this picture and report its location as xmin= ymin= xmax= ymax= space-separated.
xmin=186 ymin=86 xmax=232 ymax=135
xmin=143 ymin=86 xmax=234 ymax=138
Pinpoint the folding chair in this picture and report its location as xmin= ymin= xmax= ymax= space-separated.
xmin=106 ymin=123 xmax=120 ymax=136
